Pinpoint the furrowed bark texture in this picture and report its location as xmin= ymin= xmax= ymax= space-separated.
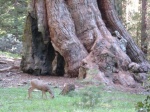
xmin=65 ymin=0 xmax=131 ymax=65
xmin=21 ymin=0 xmax=64 ymax=75
xmin=45 ymin=0 xmax=88 ymax=76
xmin=97 ymin=0 xmax=148 ymax=64
xmin=21 ymin=0 xmax=149 ymax=86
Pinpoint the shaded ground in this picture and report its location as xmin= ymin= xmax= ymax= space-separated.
xmin=0 ymin=54 xmax=149 ymax=94
xmin=0 ymin=55 xmax=77 ymax=88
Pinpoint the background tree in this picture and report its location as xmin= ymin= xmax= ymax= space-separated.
xmin=141 ymin=0 xmax=148 ymax=56
xmin=115 ymin=0 xmax=150 ymax=60
xmin=0 ymin=0 xmax=27 ymax=40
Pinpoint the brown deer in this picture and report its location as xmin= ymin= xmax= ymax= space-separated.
xmin=60 ymin=83 xmax=75 ymax=95
xmin=28 ymin=79 xmax=54 ymax=99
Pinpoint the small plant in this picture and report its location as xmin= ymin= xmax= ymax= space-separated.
xmin=135 ymin=95 xmax=150 ymax=112
xmin=74 ymin=86 xmax=101 ymax=110
xmin=67 ymin=91 xmax=78 ymax=97
xmin=143 ymin=73 xmax=150 ymax=92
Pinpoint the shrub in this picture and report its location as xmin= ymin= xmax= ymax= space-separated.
xmin=135 ymin=95 xmax=150 ymax=112
xmin=74 ymin=86 xmax=101 ymax=109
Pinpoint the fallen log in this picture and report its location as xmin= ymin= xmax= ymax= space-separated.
xmin=0 ymin=65 xmax=19 ymax=72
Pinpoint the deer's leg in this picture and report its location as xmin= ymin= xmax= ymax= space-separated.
xmin=28 ymin=87 xmax=34 ymax=99
xmin=48 ymin=90 xmax=54 ymax=98
xmin=42 ymin=91 xmax=47 ymax=99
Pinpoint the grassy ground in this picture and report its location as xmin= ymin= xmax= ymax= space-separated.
xmin=0 ymin=51 xmax=147 ymax=111
xmin=0 ymin=85 xmax=146 ymax=112
xmin=0 ymin=51 xmax=21 ymax=59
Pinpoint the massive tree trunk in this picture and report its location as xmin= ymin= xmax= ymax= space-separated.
xmin=21 ymin=0 xmax=150 ymax=86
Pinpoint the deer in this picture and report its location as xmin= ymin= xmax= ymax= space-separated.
xmin=28 ymin=79 xmax=54 ymax=99
xmin=60 ymin=83 xmax=75 ymax=95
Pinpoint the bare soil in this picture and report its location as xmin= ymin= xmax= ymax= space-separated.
xmin=0 ymin=56 xmax=77 ymax=88
xmin=0 ymin=55 xmax=148 ymax=94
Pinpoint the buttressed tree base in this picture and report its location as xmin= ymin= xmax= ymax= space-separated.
xmin=21 ymin=0 xmax=150 ymax=87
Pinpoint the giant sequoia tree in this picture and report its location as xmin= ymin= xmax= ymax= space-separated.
xmin=21 ymin=0 xmax=150 ymax=87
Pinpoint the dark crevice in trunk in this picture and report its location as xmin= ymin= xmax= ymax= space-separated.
xmin=55 ymin=52 xmax=65 ymax=76
xmin=21 ymin=14 xmax=55 ymax=75
xmin=31 ymin=15 xmax=55 ymax=75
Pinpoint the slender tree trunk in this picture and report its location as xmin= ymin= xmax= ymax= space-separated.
xmin=112 ymin=0 xmax=123 ymax=20
xmin=141 ymin=0 xmax=148 ymax=56
xmin=14 ymin=0 xmax=19 ymax=39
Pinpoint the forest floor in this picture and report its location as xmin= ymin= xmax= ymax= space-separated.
xmin=0 ymin=52 xmax=149 ymax=95
xmin=0 ymin=56 xmax=76 ymax=89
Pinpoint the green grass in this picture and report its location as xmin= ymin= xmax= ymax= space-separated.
xmin=0 ymin=85 xmax=147 ymax=112
xmin=0 ymin=51 xmax=21 ymax=59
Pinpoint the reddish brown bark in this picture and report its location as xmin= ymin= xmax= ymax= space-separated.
xmin=21 ymin=0 xmax=150 ymax=86
xmin=97 ymin=0 xmax=148 ymax=64
xmin=45 ymin=0 xmax=88 ymax=76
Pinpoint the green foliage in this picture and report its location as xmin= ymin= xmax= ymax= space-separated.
xmin=135 ymin=96 xmax=150 ymax=112
xmin=0 ymin=0 xmax=27 ymax=40
xmin=75 ymin=86 xmax=101 ymax=109
xmin=142 ymin=72 xmax=150 ymax=92
xmin=0 ymin=51 xmax=21 ymax=59
xmin=140 ymin=78 xmax=150 ymax=112
xmin=136 ymin=73 xmax=150 ymax=112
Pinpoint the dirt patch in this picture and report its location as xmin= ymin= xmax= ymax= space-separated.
xmin=0 ymin=55 xmax=148 ymax=94
xmin=0 ymin=56 xmax=78 ymax=88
